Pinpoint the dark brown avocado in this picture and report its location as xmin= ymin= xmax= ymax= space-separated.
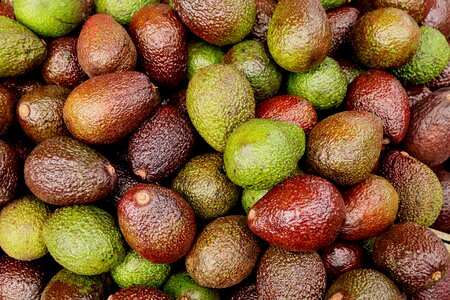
xmin=0 ymin=140 xmax=19 ymax=206
xmin=327 ymin=6 xmax=361 ymax=57
xmin=0 ymin=84 xmax=17 ymax=136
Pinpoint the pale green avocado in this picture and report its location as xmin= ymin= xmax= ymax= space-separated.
xmin=94 ymin=0 xmax=160 ymax=25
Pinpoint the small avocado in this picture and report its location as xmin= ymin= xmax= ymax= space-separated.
xmin=422 ymin=0 xmax=450 ymax=38
xmin=173 ymin=0 xmax=256 ymax=46
xmin=373 ymin=221 xmax=450 ymax=293
xmin=256 ymin=246 xmax=326 ymax=300
xmin=431 ymin=170 xmax=450 ymax=232
xmin=93 ymin=0 xmax=159 ymax=25
xmin=43 ymin=205 xmax=127 ymax=275
xmin=248 ymin=174 xmax=345 ymax=252
xmin=321 ymin=241 xmax=364 ymax=280
xmin=129 ymin=3 xmax=187 ymax=88
xmin=41 ymin=37 xmax=88 ymax=89
xmin=267 ymin=0 xmax=331 ymax=72
xmin=306 ymin=111 xmax=383 ymax=186
xmin=351 ymin=7 xmax=421 ymax=69
xmin=128 ymin=105 xmax=195 ymax=183
xmin=17 ymin=85 xmax=71 ymax=143
xmin=231 ymin=284 xmax=258 ymax=300
xmin=118 ymin=184 xmax=197 ymax=264
xmin=41 ymin=269 xmax=107 ymax=300
xmin=223 ymin=40 xmax=282 ymax=101
xmin=324 ymin=269 xmax=403 ymax=300
xmin=0 ymin=84 xmax=16 ymax=136
xmin=24 ymin=136 xmax=117 ymax=205
xmin=0 ymin=255 xmax=46 ymax=300
xmin=186 ymin=64 xmax=255 ymax=153
xmin=172 ymin=153 xmax=240 ymax=219
xmin=111 ymin=250 xmax=171 ymax=289
xmin=0 ymin=140 xmax=19 ymax=206
xmin=0 ymin=195 xmax=51 ymax=261
xmin=163 ymin=271 xmax=220 ymax=300
xmin=327 ymin=7 xmax=361 ymax=57
xmin=0 ymin=16 xmax=47 ymax=78
xmin=77 ymin=14 xmax=137 ymax=77
xmin=185 ymin=215 xmax=261 ymax=289
xmin=187 ymin=40 xmax=224 ymax=81
xmin=251 ymin=0 xmax=276 ymax=42
xmin=63 ymin=71 xmax=160 ymax=144
xmin=380 ymin=150 xmax=443 ymax=226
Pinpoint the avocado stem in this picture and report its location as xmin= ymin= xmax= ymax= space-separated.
xmin=106 ymin=164 xmax=115 ymax=175
xmin=432 ymin=271 xmax=442 ymax=281
xmin=329 ymin=292 xmax=344 ymax=300
xmin=18 ymin=104 xmax=30 ymax=118
xmin=135 ymin=191 xmax=151 ymax=206
xmin=400 ymin=151 xmax=410 ymax=157
xmin=137 ymin=168 xmax=147 ymax=179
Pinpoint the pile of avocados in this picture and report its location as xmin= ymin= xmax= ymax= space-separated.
xmin=0 ymin=0 xmax=449 ymax=299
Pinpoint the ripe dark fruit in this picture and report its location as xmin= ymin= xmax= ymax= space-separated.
xmin=320 ymin=241 xmax=364 ymax=280
xmin=0 ymin=140 xmax=19 ymax=206
xmin=406 ymin=85 xmax=432 ymax=107
xmin=421 ymin=0 xmax=450 ymax=38
xmin=0 ymin=84 xmax=16 ymax=136
xmin=327 ymin=6 xmax=360 ymax=57
xmin=231 ymin=284 xmax=258 ymax=300
xmin=109 ymin=287 xmax=172 ymax=300
xmin=251 ymin=0 xmax=276 ymax=42
xmin=431 ymin=170 xmax=450 ymax=232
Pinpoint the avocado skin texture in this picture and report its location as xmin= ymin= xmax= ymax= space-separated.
xmin=267 ymin=0 xmax=331 ymax=72
xmin=231 ymin=284 xmax=258 ymax=300
xmin=63 ymin=71 xmax=160 ymax=145
xmin=172 ymin=153 xmax=239 ymax=220
xmin=327 ymin=7 xmax=360 ymax=57
xmin=17 ymin=85 xmax=71 ymax=144
xmin=251 ymin=0 xmax=276 ymax=43
xmin=393 ymin=26 xmax=450 ymax=86
xmin=427 ymin=61 xmax=449 ymax=90
xmin=0 ymin=256 xmax=45 ymax=300
xmin=0 ymin=2 xmax=14 ymax=19
xmin=345 ymin=70 xmax=410 ymax=144
xmin=129 ymin=4 xmax=187 ymax=88
xmin=173 ymin=0 xmax=256 ymax=46
xmin=351 ymin=7 xmax=420 ymax=69
xmin=163 ymin=271 xmax=220 ymax=300
xmin=128 ymin=105 xmax=195 ymax=183
xmin=41 ymin=269 xmax=106 ymax=300
xmin=0 ymin=140 xmax=19 ymax=205
xmin=77 ymin=14 xmax=137 ymax=78
xmin=24 ymin=136 xmax=118 ymax=206
xmin=110 ymin=287 xmax=173 ymax=300
xmin=320 ymin=0 xmax=346 ymax=10
xmin=241 ymin=188 xmax=268 ymax=214
xmin=187 ymin=40 xmax=224 ymax=81
xmin=320 ymin=241 xmax=364 ymax=280
xmin=93 ymin=0 xmax=159 ymax=25
xmin=186 ymin=215 xmax=261 ymax=289
xmin=306 ymin=111 xmax=383 ymax=186
xmin=0 ymin=85 xmax=17 ymax=136
xmin=431 ymin=170 xmax=450 ymax=232
xmin=422 ymin=0 xmax=450 ymax=38
xmin=410 ymin=266 xmax=450 ymax=300
xmin=186 ymin=64 xmax=255 ymax=153
xmin=403 ymin=87 xmax=450 ymax=166
xmin=406 ymin=85 xmax=432 ymax=107
xmin=41 ymin=37 xmax=88 ymax=89
xmin=224 ymin=40 xmax=282 ymax=102
xmin=248 ymin=175 xmax=345 ymax=252
xmin=380 ymin=150 xmax=443 ymax=226
xmin=0 ymin=16 xmax=47 ymax=78
xmin=373 ymin=221 xmax=450 ymax=293
xmin=256 ymin=246 xmax=326 ymax=300
xmin=371 ymin=0 xmax=432 ymax=22
xmin=324 ymin=269 xmax=403 ymax=300
xmin=118 ymin=184 xmax=197 ymax=264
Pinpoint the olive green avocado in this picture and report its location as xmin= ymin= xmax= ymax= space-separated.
xmin=187 ymin=40 xmax=224 ymax=80
xmin=93 ymin=0 xmax=159 ymax=25
xmin=163 ymin=272 xmax=220 ymax=300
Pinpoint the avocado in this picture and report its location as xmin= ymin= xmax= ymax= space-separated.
xmin=0 ymin=195 xmax=51 ymax=261
xmin=41 ymin=37 xmax=88 ymax=89
xmin=111 ymin=250 xmax=171 ymax=289
xmin=186 ymin=64 xmax=255 ymax=153
xmin=380 ymin=150 xmax=443 ymax=226
xmin=0 ymin=255 xmax=45 ymax=300
xmin=14 ymin=0 xmax=89 ymax=38
xmin=241 ymin=188 xmax=268 ymax=214
xmin=163 ymin=271 xmax=220 ymax=300
xmin=409 ymin=265 xmax=450 ymax=300
xmin=0 ymin=2 xmax=14 ymax=19
xmin=336 ymin=57 xmax=365 ymax=84
xmin=306 ymin=111 xmax=383 ymax=186
xmin=324 ymin=269 xmax=403 ymax=300
xmin=427 ymin=61 xmax=449 ymax=90
xmin=345 ymin=70 xmax=410 ymax=144
xmin=287 ymin=57 xmax=348 ymax=110
xmin=0 ymin=140 xmax=18 ymax=206
xmin=173 ymin=0 xmax=256 ymax=46
xmin=63 ymin=71 xmax=160 ymax=144
xmin=327 ymin=7 xmax=360 ymax=57
xmin=403 ymin=87 xmax=450 ymax=166
xmin=371 ymin=0 xmax=432 ymax=22
xmin=187 ymin=40 xmax=224 ymax=81
xmin=223 ymin=40 xmax=282 ymax=101
xmin=373 ymin=221 xmax=450 ymax=293
xmin=406 ymin=85 xmax=432 ymax=107
xmin=129 ymin=3 xmax=187 ymax=88
xmin=43 ymin=205 xmax=126 ymax=275
xmin=77 ymin=14 xmax=137 ymax=78
xmin=224 ymin=118 xmax=305 ymax=190
xmin=41 ymin=269 xmax=107 ymax=300
xmin=128 ymin=105 xmax=195 ymax=183
xmin=185 ymin=215 xmax=261 ymax=289
xmin=0 ymin=16 xmax=47 ymax=78
xmin=321 ymin=241 xmax=364 ymax=280
xmin=320 ymin=0 xmax=346 ymax=10
xmin=393 ymin=26 xmax=450 ymax=86
xmin=93 ymin=0 xmax=159 ymax=25
xmin=118 ymin=184 xmax=197 ymax=264
xmin=340 ymin=174 xmax=399 ymax=240
xmin=351 ymin=7 xmax=420 ymax=69
xmin=231 ymin=284 xmax=258 ymax=300
xmin=0 ymin=84 xmax=16 ymax=136
xmin=24 ymin=136 xmax=118 ymax=205
xmin=109 ymin=287 xmax=173 ymax=300
xmin=422 ymin=0 xmax=450 ymax=38
xmin=248 ymin=174 xmax=345 ymax=251
xmin=16 ymin=85 xmax=71 ymax=143
xmin=267 ymin=0 xmax=331 ymax=72
xmin=251 ymin=0 xmax=276 ymax=42
xmin=172 ymin=153 xmax=240 ymax=219
xmin=431 ymin=170 xmax=450 ymax=232
xmin=2 ymin=75 xmax=43 ymax=99
xmin=256 ymin=246 xmax=326 ymax=300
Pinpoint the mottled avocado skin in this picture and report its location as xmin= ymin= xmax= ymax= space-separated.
xmin=110 ymin=287 xmax=173 ymax=300
xmin=321 ymin=242 xmax=364 ymax=280
xmin=0 ymin=84 xmax=17 ymax=136
xmin=0 ymin=140 xmax=19 ymax=205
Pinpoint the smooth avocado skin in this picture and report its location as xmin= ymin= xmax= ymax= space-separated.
xmin=163 ymin=272 xmax=220 ymax=300
xmin=0 ymin=16 xmax=47 ymax=78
